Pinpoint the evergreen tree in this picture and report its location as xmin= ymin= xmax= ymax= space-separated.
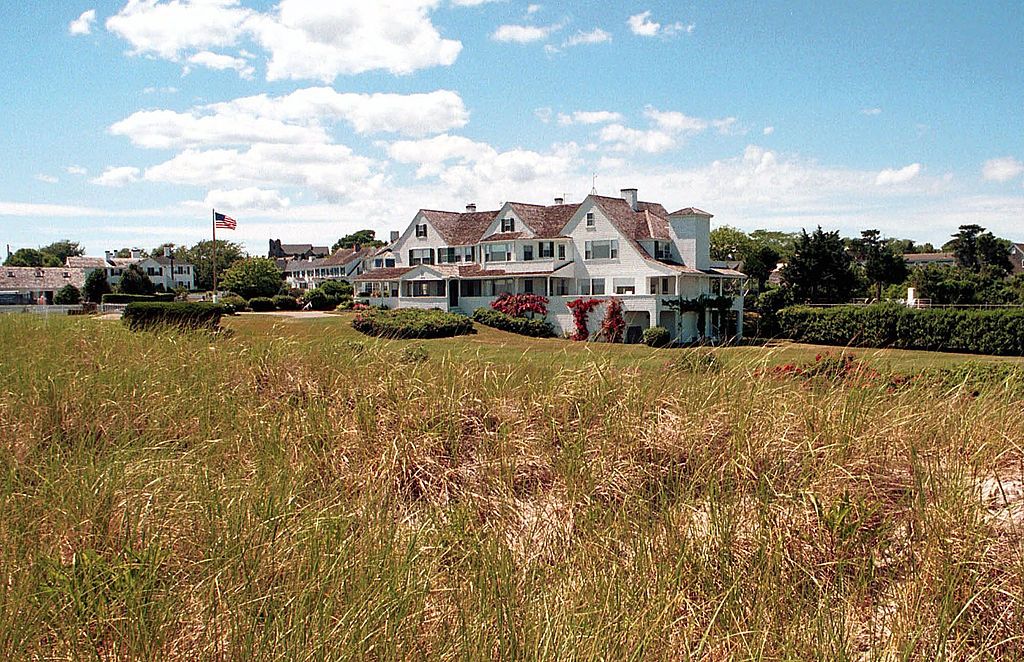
xmin=856 ymin=230 xmax=909 ymax=299
xmin=117 ymin=264 xmax=156 ymax=295
xmin=781 ymin=227 xmax=858 ymax=303
xmin=220 ymin=257 xmax=283 ymax=299
xmin=83 ymin=268 xmax=111 ymax=302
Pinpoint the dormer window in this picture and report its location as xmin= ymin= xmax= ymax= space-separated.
xmin=653 ymin=241 xmax=671 ymax=260
xmin=415 ymin=223 xmax=428 ymax=238
xmin=501 ymin=218 xmax=515 ymax=233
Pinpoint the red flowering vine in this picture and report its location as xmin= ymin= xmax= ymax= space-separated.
xmin=567 ymin=297 xmax=602 ymax=341
xmin=491 ymin=293 xmax=549 ymax=318
xmin=597 ymin=297 xmax=625 ymax=343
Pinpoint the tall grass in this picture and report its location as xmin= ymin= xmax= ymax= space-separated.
xmin=0 ymin=314 xmax=1022 ymax=659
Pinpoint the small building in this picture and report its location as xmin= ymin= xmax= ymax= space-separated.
xmin=903 ymin=252 xmax=956 ymax=268
xmin=1010 ymin=243 xmax=1024 ymax=274
xmin=0 ymin=266 xmax=87 ymax=304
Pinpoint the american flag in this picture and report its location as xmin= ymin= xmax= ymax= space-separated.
xmin=214 ymin=212 xmax=237 ymax=230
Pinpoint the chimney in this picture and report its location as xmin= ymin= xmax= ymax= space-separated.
xmin=390 ymin=230 xmax=400 ymax=243
xmin=164 ymin=246 xmax=172 ymax=258
xmin=554 ymin=197 xmax=564 ymax=205
xmin=466 ymin=203 xmax=477 ymax=212
xmin=621 ymin=188 xmax=638 ymax=211
xmin=130 ymin=248 xmax=142 ymax=259
xmin=353 ymin=243 xmax=361 ymax=252
xmin=105 ymin=250 xmax=113 ymax=261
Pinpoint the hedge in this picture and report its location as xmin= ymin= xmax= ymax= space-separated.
xmin=272 ymin=295 xmax=299 ymax=310
xmin=642 ymin=325 xmax=671 ymax=347
xmin=777 ymin=303 xmax=1024 ymax=356
xmin=472 ymin=308 xmax=554 ymax=337
xmin=102 ymin=293 xmax=175 ymax=304
xmin=247 ymin=296 xmax=275 ymax=312
xmin=351 ymin=308 xmax=474 ymax=339
xmin=123 ymin=302 xmax=226 ymax=332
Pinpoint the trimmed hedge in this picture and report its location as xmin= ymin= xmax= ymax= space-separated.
xmin=472 ymin=308 xmax=554 ymax=338
xmin=272 ymin=295 xmax=299 ymax=310
xmin=642 ymin=325 xmax=671 ymax=347
xmin=352 ymin=308 xmax=474 ymax=339
xmin=777 ymin=303 xmax=1024 ymax=356
xmin=102 ymin=293 xmax=175 ymax=304
xmin=247 ymin=296 xmax=275 ymax=312
xmin=123 ymin=302 xmax=226 ymax=332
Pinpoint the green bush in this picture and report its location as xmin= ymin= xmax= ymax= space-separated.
xmin=247 ymin=297 xmax=275 ymax=312
xmin=642 ymin=326 xmax=670 ymax=347
xmin=218 ymin=293 xmax=247 ymax=313
xmin=777 ymin=304 xmax=1024 ymax=356
xmin=122 ymin=302 xmax=225 ymax=332
xmin=352 ymin=308 xmax=474 ymax=339
xmin=101 ymin=293 xmax=175 ymax=304
xmin=272 ymin=295 xmax=298 ymax=310
xmin=303 ymin=280 xmax=354 ymax=311
xmin=54 ymin=284 xmax=81 ymax=305
xmin=472 ymin=308 xmax=554 ymax=338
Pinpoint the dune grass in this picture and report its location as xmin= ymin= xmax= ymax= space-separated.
xmin=1 ymin=313 xmax=1022 ymax=659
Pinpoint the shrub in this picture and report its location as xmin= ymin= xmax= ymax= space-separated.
xmin=117 ymin=264 xmax=156 ymax=295
xmin=54 ymin=284 xmax=81 ymax=305
xmin=304 ymin=280 xmax=354 ymax=310
xmin=642 ymin=326 xmax=670 ymax=347
xmin=472 ymin=308 xmax=555 ymax=337
xmin=247 ymin=296 xmax=275 ymax=312
xmin=122 ymin=302 xmax=225 ymax=332
xmin=351 ymin=308 xmax=474 ymax=339
xmin=83 ymin=269 xmax=111 ymax=303
xmin=218 ymin=293 xmax=247 ymax=313
xmin=219 ymin=257 xmax=284 ymax=300
xmin=272 ymin=295 xmax=298 ymax=310
xmin=101 ymin=293 xmax=175 ymax=304
xmin=777 ymin=304 xmax=1024 ymax=356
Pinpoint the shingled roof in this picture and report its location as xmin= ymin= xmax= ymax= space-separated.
xmin=592 ymin=195 xmax=672 ymax=241
xmin=506 ymin=202 xmax=581 ymax=238
xmin=1 ymin=267 xmax=87 ymax=290
xmin=418 ymin=209 xmax=499 ymax=246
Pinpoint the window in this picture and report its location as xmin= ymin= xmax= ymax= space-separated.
xmin=438 ymin=246 xmax=473 ymax=263
xmin=613 ymin=278 xmax=635 ymax=295
xmin=661 ymin=277 xmax=673 ymax=294
xmin=578 ymin=279 xmax=590 ymax=295
xmin=493 ymin=278 xmax=514 ymax=295
xmin=585 ymin=212 xmax=595 ymax=228
xmin=591 ymin=278 xmax=605 ymax=295
xmin=409 ymin=248 xmax=434 ymax=265
xmin=415 ymin=223 xmax=428 ymax=238
xmin=584 ymin=240 xmax=619 ymax=260
xmin=654 ymin=241 xmax=671 ymax=260
xmin=650 ymin=278 xmax=658 ymax=295
xmin=538 ymin=242 xmax=554 ymax=258
xmin=501 ymin=217 xmax=515 ymax=233
xmin=523 ymin=244 xmax=534 ymax=261
xmin=460 ymin=279 xmax=483 ymax=296
xmin=557 ymin=244 xmax=565 ymax=260
xmin=385 ymin=258 xmax=395 ymax=268
xmin=523 ymin=279 xmax=534 ymax=294
xmin=484 ymin=243 xmax=511 ymax=262
xmin=553 ymin=278 xmax=570 ymax=296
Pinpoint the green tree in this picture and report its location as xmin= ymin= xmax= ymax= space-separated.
xmin=332 ymin=230 xmax=385 ymax=252
xmin=180 ymin=240 xmax=246 ymax=291
xmin=39 ymin=240 xmax=85 ymax=264
xmin=4 ymin=248 xmax=59 ymax=267
xmin=117 ymin=264 xmax=156 ymax=295
xmin=709 ymin=226 xmax=751 ymax=261
xmin=220 ymin=257 xmax=283 ymax=299
xmin=748 ymin=230 xmax=798 ymax=258
xmin=743 ymin=243 xmax=782 ymax=292
xmin=781 ymin=227 xmax=858 ymax=303
xmin=54 ymin=284 xmax=81 ymax=305
xmin=83 ymin=268 xmax=111 ymax=303
xmin=855 ymin=229 xmax=909 ymax=299
xmin=948 ymin=224 xmax=1012 ymax=274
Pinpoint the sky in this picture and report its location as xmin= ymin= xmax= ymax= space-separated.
xmin=1 ymin=0 xmax=1022 ymax=256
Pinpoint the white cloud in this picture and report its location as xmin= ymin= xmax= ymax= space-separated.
xmin=106 ymin=0 xmax=462 ymax=81
xmin=35 ymin=174 xmax=59 ymax=184
xmin=627 ymin=11 xmax=692 ymax=37
xmin=565 ymin=28 xmax=611 ymax=46
xmin=557 ymin=110 xmax=622 ymax=126
xmin=534 ymin=107 xmax=552 ymax=123
xmin=65 ymin=165 xmax=88 ymax=176
xmin=711 ymin=117 xmax=744 ymax=135
xmin=526 ymin=4 xmax=541 ymax=15
xmin=982 ymin=156 xmax=1024 ymax=183
xmin=110 ymin=108 xmax=329 ymax=149
xmin=91 ymin=166 xmax=141 ymax=187
xmin=186 ymin=50 xmax=255 ymax=78
xmin=861 ymin=107 xmax=882 ymax=116
xmin=142 ymin=86 xmax=179 ymax=94
xmin=644 ymin=108 xmax=708 ymax=133
xmin=69 ymin=9 xmax=97 ymax=35
xmin=762 ymin=126 xmax=775 ymax=136
xmin=203 ymin=187 xmax=290 ymax=210
xmin=875 ymin=163 xmax=921 ymax=186
xmin=598 ymin=124 xmax=676 ymax=154
xmin=449 ymin=0 xmax=499 ymax=5
xmin=492 ymin=23 xmax=558 ymax=43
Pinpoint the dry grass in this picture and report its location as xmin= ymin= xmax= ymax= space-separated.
xmin=1 ymin=313 xmax=1022 ymax=660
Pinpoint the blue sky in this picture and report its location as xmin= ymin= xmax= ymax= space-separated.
xmin=1 ymin=0 xmax=1022 ymax=255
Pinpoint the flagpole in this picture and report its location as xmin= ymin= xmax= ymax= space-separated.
xmin=212 ymin=208 xmax=218 ymax=303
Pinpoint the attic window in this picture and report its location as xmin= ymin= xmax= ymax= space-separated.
xmin=415 ymin=223 xmax=428 ymax=238
xmin=501 ymin=218 xmax=515 ymax=233
xmin=585 ymin=212 xmax=595 ymax=227
xmin=6 ymin=271 xmax=13 ymax=277
xmin=63 ymin=272 xmax=70 ymax=278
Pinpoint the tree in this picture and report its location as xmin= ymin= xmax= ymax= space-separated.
xmin=4 ymin=248 xmax=58 ymax=267
xmin=118 ymin=263 xmax=156 ymax=295
xmin=948 ymin=224 xmax=1012 ymax=274
xmin=83 ymin=269 xmax=111 ymax=303
xmin=180 ymin=240 xmax=246 ymax=291
xmin=39 ymin=240 xmax=84 ymax=264
xmin=748 ymin=230 xmax=798 ymax=258
xmin=781 ymin=227 xmax=858 ymax=303
xmin=150 ymin=242 xmax=177 ymax=259
xmin=743 ymin=243 xmax=782 ymax=292
xmin=54 ymin=284 xmax=81 ymax=305
xmin=220 ymin=257 xmax=283 ymax=299
xmin=114 ymin=248 xmax=135 ymax=258
xmin=332 ymin=230 xmax=386 ymax=252
xmin=709 ymin=226 xmax=751 ymax=261
xmin=854 ymin=230 xmax=908 ymax=299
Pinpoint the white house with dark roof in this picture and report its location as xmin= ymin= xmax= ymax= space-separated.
xmin=355 ymin=188 xmax=747 ymax=342
xmin=282 ymin=244 xmax=395 ymax=290
xmin=66 ymin=249 xmax=195 ymax=291
xmin=1 ymin=266 xmax=87 ymax=304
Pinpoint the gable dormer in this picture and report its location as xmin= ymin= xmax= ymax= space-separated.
xmin=481 ymin=202 xmax=536 ymax=240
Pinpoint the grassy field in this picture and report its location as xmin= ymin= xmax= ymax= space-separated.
xmin=1 ymin=312 xmax=1023 ymax=659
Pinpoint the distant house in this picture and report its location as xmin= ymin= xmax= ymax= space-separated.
xmin=1010 ymin=243 xmax=1024 ymax=274
xmin=0 ymin=266 xmax=87 ymax=304
xmin=66 ymin=249 xmax=195 ymax=291
xmin=903 ymin=252 xmax=956 ymax=268
xmin=268 ymin=239 xmax=330 ymax=268
xmin=283 ymin=244 xmax=395 ymax=290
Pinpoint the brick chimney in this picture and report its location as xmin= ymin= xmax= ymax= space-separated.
xmin=554 ymin=197 xmax=564 ymax=205
xmin=130 ymin=248 xmax=142 ymax=259
xmin=466 ymin=203 xmax=477 ymax=212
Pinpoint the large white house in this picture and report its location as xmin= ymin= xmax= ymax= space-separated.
xmin=67 ymin=249 xmax=195 ymax=291
xmin=282 ymin=244 xmax=395 ymax=290
xmin=354 ymin=189 xmax=746 ymax=342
